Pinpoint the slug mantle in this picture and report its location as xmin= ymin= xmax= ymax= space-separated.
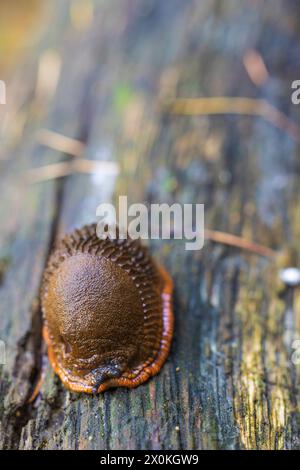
xmin=41 ymin=224 xmax=173 ymax=393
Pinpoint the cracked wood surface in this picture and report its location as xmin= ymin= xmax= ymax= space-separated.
xmin=0 ymin=0 xmax=300 ymax=450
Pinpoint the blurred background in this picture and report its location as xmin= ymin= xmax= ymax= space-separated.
xmin=0 ymin=0 xmax=300 ymax=451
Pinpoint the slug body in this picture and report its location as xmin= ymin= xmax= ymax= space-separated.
xmin=41 ymin=224 xmax=173 ymax=393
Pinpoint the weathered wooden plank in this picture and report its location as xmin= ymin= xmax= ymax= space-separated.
xmin=0 ymin=0 xmax=300 ymax=450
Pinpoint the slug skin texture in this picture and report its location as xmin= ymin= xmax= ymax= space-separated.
xmin=41 ymin=224 xmax=173 ymax=393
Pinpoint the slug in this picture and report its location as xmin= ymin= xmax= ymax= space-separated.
xmin=41 ymin=224 xmax=173 ymax=393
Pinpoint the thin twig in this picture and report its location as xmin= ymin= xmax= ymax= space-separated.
xmin=204 ymin=229 xmax=276 ymax=258
xmin=168 ymin=97 xmax=300 ymax=143
xmin=73 ymin=159 xmax=119 ymax=176
xmin=150 ymin=225 xmax=275 ymax=258
xmin=26 ymin=159 xmax=119 ymax=184
xmin=36 ymin=129 xmax=85 ymax=158
xmin=243 ymin=49 xmax=269 ymax=86
xmin=28 ymin=368 xmax=45 ymax=403
xmin=26 ymin=161 xmax=75 ymax=183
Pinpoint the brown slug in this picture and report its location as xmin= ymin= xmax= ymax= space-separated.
xmin=41 ymin=224 xmax=173 ymax=393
